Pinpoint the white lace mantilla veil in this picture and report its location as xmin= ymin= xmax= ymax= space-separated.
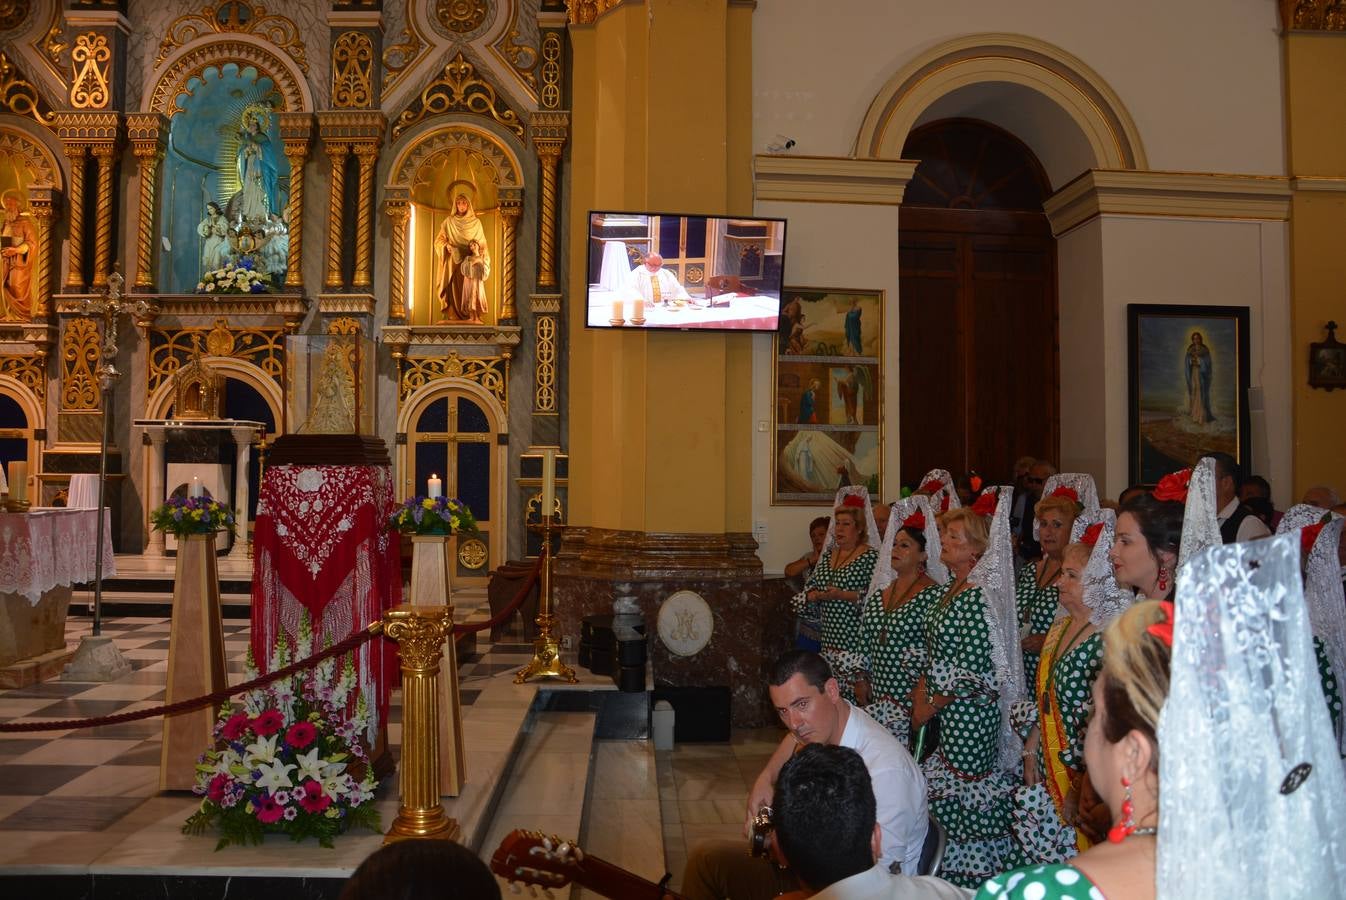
xmin=1158 ymin=535 xmax=1346 ymax=900
xmin=1177 ymin=458 xmax=1221 ymax=571
xmin=1069 ymin=507 xmax=1133 ymax=627
xmin=1033 ymin=472 xmax=1101 ymax=541
xmin=917 ymin=468 xmax=961 ymax=511
xmin=967 ymin=485 xmax=1026 ymax=771
xmin=820 ymin=484 xmax=880 ymax=562
xmin=1277 ymin=504 xmax=1346 ymax=755
xmin=867 ymin=495 xmax=948 ymax=600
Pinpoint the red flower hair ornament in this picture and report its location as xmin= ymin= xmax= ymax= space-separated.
xmin=970 ymin=491 xmax=998 ymax=518
xmin=1080 ymin=522 xmax=1105 ymax=547
xmin=969 ymin=473 xmax=984 ymax=493
xmin=902 ymin=511 xmax=926 ymax=531
xmin=1050 ymin=486 xmax=1080 ymax=504
xmin=1152 ymin=469 xmax=1192 ymax=503
xmin=1145 ymin=600 xmax=1176 ymax=648
xmin=840 ymin=494 xmax=867 ymax=510
xmin=1301 ymin=522 xmax=1326 ymax=557
xmin=918 ymin=479 xmax=945 ymax=495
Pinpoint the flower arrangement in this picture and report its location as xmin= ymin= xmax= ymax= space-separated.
xmin=197 ymin=258 xmax=272 ymax=295
xmin=387 ymin=495 xmax=479 ymax=536
xmin=183 ymin=617 xmax=382 ymax=849
xmin=150 ymin=495 xmax=236 ymax=537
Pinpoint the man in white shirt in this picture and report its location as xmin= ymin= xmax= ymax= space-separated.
xmin=626 ymin=252 xmax=691 ymax=306
xmin=1204 ymin=452 xmax=1272 ymax=543
xmin=772 ymin=744 xmax=968 ymax=899
xmin=681 ymin=651 xmax=928 ymax=900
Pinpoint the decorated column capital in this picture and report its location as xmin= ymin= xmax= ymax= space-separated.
xmin=529 ymin=111 xmax=569 ymax=290
xmin=126 ymin=113 xmax=168 ymax=292
xmin=499 ymin=188 xmax=523 ymax=323
xmin=279 ymin=113 xmax=313 ymax=292
xmin=385 ymin=194 xmax=411 ymax=321
xmin=26 ymin=183 xmax=56 ymax=319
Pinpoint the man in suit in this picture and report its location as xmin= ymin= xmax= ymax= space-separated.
xmin=1203 ymin=451 xmax=1271 ymax=543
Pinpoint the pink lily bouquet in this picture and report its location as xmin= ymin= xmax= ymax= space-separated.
xmin=182 ymin=615 xmax=381 ymax=849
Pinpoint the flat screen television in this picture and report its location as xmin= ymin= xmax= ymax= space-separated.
xmin=585 ymin=211 xmax=787 ymax=332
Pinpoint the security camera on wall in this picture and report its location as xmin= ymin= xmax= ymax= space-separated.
xmin=765 ymin=134 xmax=797 ymax=154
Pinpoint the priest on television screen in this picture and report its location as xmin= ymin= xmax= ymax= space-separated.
xmin=626 ymin=252 xmax=691 ymax=306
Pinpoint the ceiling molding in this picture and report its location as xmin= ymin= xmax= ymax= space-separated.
xmin=753 ymin=155 xmax=917 ymax=205
xmin=1043 ymin=169 xmax=1292 ymax=236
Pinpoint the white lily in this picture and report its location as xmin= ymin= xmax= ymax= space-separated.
xmin=243 ymin=733 xmax=278 ymax=766
xmin=255 ymin=757 xmax=297 ymax=792
xmin=295 ymin=746 xmax=325 ymax=784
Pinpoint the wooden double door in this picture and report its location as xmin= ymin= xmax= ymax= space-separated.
xmin=896 ymin=119 xmax=1059 ymax=489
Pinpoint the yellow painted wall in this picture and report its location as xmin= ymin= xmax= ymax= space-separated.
xmin=568 ymin=1 xmax=755 ymax=535
xmin=1284 ymin=33 xmax=1346 ymax=497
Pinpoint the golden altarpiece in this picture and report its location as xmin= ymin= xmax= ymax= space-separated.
xmin=0 ymin=0 xmax=573 ymax=584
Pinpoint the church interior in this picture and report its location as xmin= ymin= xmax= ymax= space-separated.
xmin=0 ymin=0 xmax=1344 ymax=897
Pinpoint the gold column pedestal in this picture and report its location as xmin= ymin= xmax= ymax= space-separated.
xmin=515 ymin=519 xmax=577 ymax=684
xmin=381 ymin=604 xmax=461 ymax=843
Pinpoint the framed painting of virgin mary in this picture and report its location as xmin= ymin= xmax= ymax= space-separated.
xmin=1127 ymin=304 xmax=1251 ymax=485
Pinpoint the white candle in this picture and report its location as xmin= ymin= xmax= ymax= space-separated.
xmin=189 ymin=476 xmax=204 ymax=499
xmin=541 ymin=450 xmax=556 ymax=518
xmin=610 ymin=298 xmax=624 ymax=323
xmin=7 ymin=460 xmax=25 ymax=498
xmin=633 ymin=296 xmax=645 ymax=322
xmin=427 ymin=474 xmax=442 ymax=499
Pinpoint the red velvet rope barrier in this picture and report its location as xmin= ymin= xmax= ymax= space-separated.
xmin=0 ymin=624 xmax=382 ymax=733
xmin=450 ymin=547 xmax=546 ymax=636
xmin=0 ymin=549 xmax=552 ymax=734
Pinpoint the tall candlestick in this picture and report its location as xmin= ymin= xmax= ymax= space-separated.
xmin=427 ymin=474 xmax=442 ymax=499
xmin=8 ymin=460 xmax=27 ymax=499
xmin=540 ymin=450 xmax=556 ymax=519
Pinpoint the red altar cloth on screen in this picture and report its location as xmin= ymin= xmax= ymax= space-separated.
xmin=250 ymin=464 xmax=401 ymax=734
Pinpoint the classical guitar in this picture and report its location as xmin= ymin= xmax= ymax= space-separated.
xmin=490 ymin=829 xmax=685 ymax=900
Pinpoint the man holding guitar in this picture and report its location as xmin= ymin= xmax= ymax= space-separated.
xmin=682 ymin=651 xmax=929 ymax=900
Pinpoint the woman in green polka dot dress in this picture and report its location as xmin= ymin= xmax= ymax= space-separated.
xmin=914 ymin=502 xmax=1018 ymax=888
xmin=1016 ymin=489 xmax=1080 ymax=691
xmin=857 ymin=497 xmax=945 ymax=741
xmin=802 ymin=492 xmax=878 ymax=703
xmin=1006 ymin=540 xmax=1104 ymax=868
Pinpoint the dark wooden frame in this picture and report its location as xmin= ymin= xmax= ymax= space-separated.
xmin=1127 ymin=303 xmax=1251 ymax=486
xmin=1308 ymin=320 xmax=1345 ymax=392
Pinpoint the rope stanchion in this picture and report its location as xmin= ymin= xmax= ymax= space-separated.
xmin=451 ymin=548 xmax=546 ymax=637
xmin=0 ymin=622 xmax=384 ymax=733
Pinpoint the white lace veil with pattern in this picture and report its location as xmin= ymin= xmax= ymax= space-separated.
xmin=1277 ymin=504 xmax=1346 ymax=755
xmin=1069 ymin=508 xmax=1132 ymax=627
xmin=1033 ymin=472 xmax=1100 ymax=541
xmin=868 ymin=494 xmax=947 ymax=599
xmin=1178 ymin=458 xmax=1221 ymax=571
xmin=1158 ymin=535 xmax=1346 ymax=900
xmin=967 ymin=485 xmax=1025 ymax=772
xmin=917 ymin=468 xmax=961 ymax=511
xmin=820 ymin=484 xmax=880 ymax=560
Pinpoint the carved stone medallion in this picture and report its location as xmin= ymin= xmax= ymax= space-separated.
xmin=657 ymin=590 xmax=713 ymax=658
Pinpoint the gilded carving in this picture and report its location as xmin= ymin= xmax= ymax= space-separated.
xmin=0 ymin=53 xmax=55 ymax=125
xmin=539 ymin=32 xmax=562 ymax=109
xmin=0 ymin=354 xmax=44 ymax=406
xmin=90 ymin=144 xmax=116 ymax=287
xmin=393 ymin=128 xmax=520 ymax=188
xmin=1283 ymin=0 xmax=1346 ymax=29
xmin=399 ymin=352 xmax=507 ymax=407
xmin=148 ymin=321 xmax=285 ymax=395
xmin=328 ymin=316 xmax=361 ymax=335
xmin=0 ymin=130 xmax=57 ymax=188
xmin=457 ymin=537 xmax=488 ymax=570
xmin=156 ymin=0 xmax=309 ymax=73
xmin=566 ymin=0 xmax=622 ymax=26
xmin=149 ymin=42 xmax=306 ymax=117
xmin=70 ymin=33 xmax=111 ymax=110
xmin=534 ymin=313 xmax=556 ymax=413
xmin=0 ymin=0 xmax=30 ymax=34
xmin=382 ymin=606 xmax=453 ymax=671
xmin=488 ymin=0 xmax=541 ymax=100
xmin=436 ymin=0 xmax=491 ymax=35
xmin=61 ymin=145 xmax=85 ymax=290
xmin=61 ymin=317 xmax=100 ymax=410
xmin=332 ymin=32 xmax=374 ymax=109
xmin=37 ymin=6 xmax=66 ymax=80
xmin=391 ymin=53 xmax=526 ymax=140
xmin=382 ymin=26 xmax=426 ymax=95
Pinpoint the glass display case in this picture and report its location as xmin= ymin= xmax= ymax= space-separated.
xmin=286 ymin=333 xmax=376 ymax=436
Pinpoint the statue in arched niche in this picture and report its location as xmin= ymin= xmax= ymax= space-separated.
xmin=197 ymin=201 xmax=231 ymax=273
xmin=434 ymin=182 xmax=490 ymax=323
xmin=0 ymin=190 xmax=36 ymax=321
xmin=230 ymin=103 xmax=279 ymax=224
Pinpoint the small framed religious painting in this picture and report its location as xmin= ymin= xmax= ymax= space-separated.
xmin=772 ymin=287 xmax=884 ymax=505
xmin=1308 ymin=320 xmax=1345 ymax=392
xmin=1127 ymin=304 xmax=1251 ymax=486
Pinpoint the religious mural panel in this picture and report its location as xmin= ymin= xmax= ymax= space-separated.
xmin=0 ymin=130 xmax=51 ymax=322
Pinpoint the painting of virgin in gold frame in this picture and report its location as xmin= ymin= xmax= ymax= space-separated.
xmin=773 ymin=287 xmax=883 ymax=504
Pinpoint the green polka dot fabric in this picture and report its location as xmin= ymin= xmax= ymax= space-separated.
xmin=1007 ymin=620 xmax=1103 ymax=866
xmin=1016 ymin=565 xmax=1062 ymax=692
xmin=974 ymin=863 xmax=1104 ymax=900
xmin=1314 ymin=635 xmax=1343 ymax=745
xmin=859 ymin=582 xmax=942 ymax=740
xmin=923 ymin=584 xmax=1015 ymax=887
xmin=806 ymin=545 xmax=879 ymax=702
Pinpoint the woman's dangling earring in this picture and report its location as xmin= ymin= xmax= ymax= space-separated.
xmin=1107 ymin=776 xmax=1136 ymax=843
xmin=1156 ymin=567 xmax=1168 ymax=595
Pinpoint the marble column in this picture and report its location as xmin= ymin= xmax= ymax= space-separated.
xmin=227 ymin=426 xmax=255 ymax=559
xmin=145 ymin=427 xmax=166 ymax=558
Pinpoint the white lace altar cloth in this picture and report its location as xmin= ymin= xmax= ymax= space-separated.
xmin=0 ymin=508 xmax=115 ymax=604
xmin=250 ymin=465 xmax=402 ymax=735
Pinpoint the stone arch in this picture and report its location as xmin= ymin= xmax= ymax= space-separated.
xmin=386 ymin=121 xmax=523 ymax=190
xmin=146 ymin=355 xmax=283 ymax=428
xmin=0 ymin=375 xmax=42 ymax=429
xmin=855 ymin=33 xmax=1146 ymax=173
xmin=398 ymin=375 xmax=507 ymax=436
xmin=144 ymin=35 xmax=314 ymax=115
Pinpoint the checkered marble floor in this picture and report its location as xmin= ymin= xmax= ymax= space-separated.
xmin=0 ymin=592 xmax=537 ymax=836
